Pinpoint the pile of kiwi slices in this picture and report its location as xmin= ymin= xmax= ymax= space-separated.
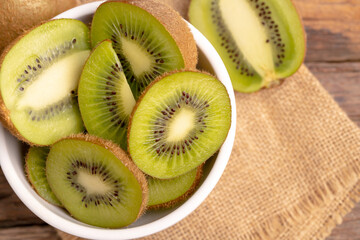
xmin=1 ymin=0 xmax=232 ymax=228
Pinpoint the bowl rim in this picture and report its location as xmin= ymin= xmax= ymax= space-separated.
xmin=0 ymin=1 xmax=237 ymax=239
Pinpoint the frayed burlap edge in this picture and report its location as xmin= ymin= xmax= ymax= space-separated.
xmin=55 ymin=64 xmax=360 ymax=240
xmin=239 ymin=162 xmax=360 ymax=240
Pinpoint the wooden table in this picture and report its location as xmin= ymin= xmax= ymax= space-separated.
xmin=0 ymin=0 xmax=359 ymax=239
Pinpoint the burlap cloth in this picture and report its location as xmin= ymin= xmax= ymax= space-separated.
xmin=139 ymin=64 xmax=360 ymax=239
xmin=56 ymin=1 xmax=360 ymax=239
xmin=57 ymin=65 xmax=360 ymax=240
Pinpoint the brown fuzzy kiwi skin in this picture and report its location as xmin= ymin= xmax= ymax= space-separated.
xmin=103 ymin=0 xmax=198 ymax=69
xmin=0 ymin=23 xmax=31 ymax=144
xmin=53 ymin=134 xmax=149 ymax=221
xmin=157 ymin=0 xmax=191 ymax=19
xmin=148 ymin=164 xmax=203 ymax=210
xmin=127 ymin=68 xmax=232 ymax=151
xmin=0 ymin=0 xmax=78 ymax=55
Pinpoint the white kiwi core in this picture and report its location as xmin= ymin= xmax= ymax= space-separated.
xmin=218 ymin=0 xmax=276 ymax=81
xmin=16 ymin=50 xmax=90 ymax=110
xmin=76 ymin=169 xmax=112 ymax=195
xmin=166 ymin=108 xmax=195 ymax=142
xmin=118 ymin=78 xmax=136 ymax=116
xmin=121 ymin=37 xmax=152 ymax=77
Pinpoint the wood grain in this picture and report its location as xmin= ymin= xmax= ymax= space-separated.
xmin=327 ymin=202 xmax=360 ymax=239
xmin=0 ymin=225 xmax=60 ymax=240
xmin=0 ymin=0 xmax=359 ymax=239
xmin=295 ymin=0 xmax=360 ymax=63
xmin=0 ymin=168 xmax=43 ymax=228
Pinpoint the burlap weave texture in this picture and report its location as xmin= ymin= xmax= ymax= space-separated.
xmin=58 ymin=65 xmax=360 ymax=240
xmin=55 ymin=1 xmax=360 ymax=239
xmin=141 ymin=65 xmax=360 ymax=240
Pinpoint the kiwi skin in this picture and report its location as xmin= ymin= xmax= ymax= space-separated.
xmin=0 ymin=0 xmax=78 ymax=54
xmin=0 ymin=43 xmax=29 ymax=144
xmin=148 ymin=164 xmax=203 ymax=210
xmin=50 ymin=133 xmax=149 ymax=221
xmin=105 ymin=0 xmax=198 ymax=70
xmin=0 ymin=27 xmax=27 ymax=143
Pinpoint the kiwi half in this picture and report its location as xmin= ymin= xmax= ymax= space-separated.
xmin=78 ymin=40 xmax=135 ymax=150
xmin=25 ymin=147 xmax=62 ymax=207
xmin=148 ymin=165 xmax=202 ymax=209
xmin=189 ymin=0 xmax=306 ymax=92
xmin=46 ymin=134 xmax=148 ymax=228
xmin=128 ymin=70 xmax=231 ymax=179
xmin=91 ymin=0 xmax=198 ymax=99
xmin=0 ymin=19 xmax=90 ymax=145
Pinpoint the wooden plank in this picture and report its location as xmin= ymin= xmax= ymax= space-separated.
xmin=293 ymin=0 xmax=360 ymax=62
xmin=294 ymin=0 xmax=360 ymax=21
xmin=0 ymin=0 xmax=359 ymax=239
xmin=0 ymin=168 xmax=44 ymax=227
xmin=327 ymin=203 xmax=360 ymax=239
xmin=307 ymin=62 xmax=360 ymax=126
xmin=0 ymin=225 xmax=60 ymax=240
xmin=157 ymin=0 xmax=360 ymax=63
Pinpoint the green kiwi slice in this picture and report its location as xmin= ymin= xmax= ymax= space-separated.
xmin=0 ymin=19 xmax=90 ymax=145
xmin=25 ymin=147 xmax=62 ymax=207
xmin=91 ymin=0 xmax=198 ymax=99
xmin=128 ymin=71 xmax=231 ymax=179
xmin=46 ymin=134 xmax=148 ymax=228
xmin=189 ymin=0 xmax=306 ymax=92
xmin=148 ymin=165 xmax=202 ymax=209
xmin=78 ymin=40 xmax=135 ymax=150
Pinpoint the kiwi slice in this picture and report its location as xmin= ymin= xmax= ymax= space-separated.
xmin=148 ymin=165 xmax=202 ymax=209
xmin=91 ymin=0 xmax=198 ymax=99
xmin=128 ymin=70 xmax=231 ymax=179
xmin=78 ymin=40 xmax=135 ymax=150
xmin=189 ymin=0 xmax=306 ymax=92
xmin=46 ymin=134 xmax=148 ymax=228
xmin=25 ymin=147 xmax=62 ymax=207
xmin=0 ymin=19 xmax=90 ymax=145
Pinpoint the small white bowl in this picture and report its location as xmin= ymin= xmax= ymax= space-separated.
xmin=0 ymin=1 xmax=236 ymax=239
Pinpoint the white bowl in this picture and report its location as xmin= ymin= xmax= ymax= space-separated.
xmin=0 ymin=1 xmax=236 ymax=239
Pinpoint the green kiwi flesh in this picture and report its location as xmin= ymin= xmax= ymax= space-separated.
xmin=128 ymin=71 xmax=231 ymax=179
xmin=148 ymin=165 xmax=202 ymax=209
xmin=46 ymin=134 xmax=148 ymax=228
xmin=189 ymin=0 xmax=306 ymax=92
xmin=0 ymin=19 xmax=90 ymax=145
xmin=78 ymin=40 xmax=135 ymax=150
xmin=91 ymin=1 xmax=191 ymax=99
xmin=25 ymin=147 xmax=62 ymax=206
